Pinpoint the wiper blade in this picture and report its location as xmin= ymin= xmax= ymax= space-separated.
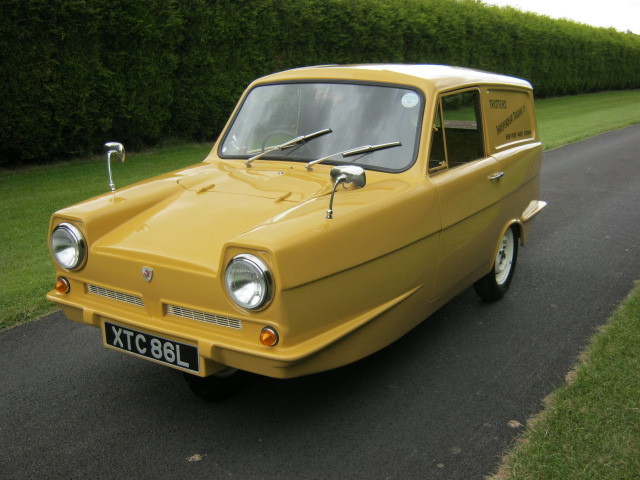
xmin=342 ymin=141 xmax=402 ymax=157
xmin=245 ymin=128 xmax=332 ymax=167
xmin=305 ymin=141 xmax=401 ymax=170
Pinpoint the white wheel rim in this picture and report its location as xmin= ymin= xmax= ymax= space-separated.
xmin=495 ymin=229 xmax=514 ymax=286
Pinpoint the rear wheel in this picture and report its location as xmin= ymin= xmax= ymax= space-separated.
xmin=474 ymin=226 xmax=518 ymax=302
xmin=183 ymin=368 xmax=248 ymax=402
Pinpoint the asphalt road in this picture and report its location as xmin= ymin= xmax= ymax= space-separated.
xmin=2 ymin=125 xmax=639 ymax=479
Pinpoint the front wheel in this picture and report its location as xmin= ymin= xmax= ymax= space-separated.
xmin=183 ymin=368 xmax=248 ymax=402
xmin=474 ymin=226 xmax=518 ymax=302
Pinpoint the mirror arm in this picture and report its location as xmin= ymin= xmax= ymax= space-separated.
xmin=104 ymin=142 xmax=125 ymax=192
xmin=326 ymin=175 xmax=347 ymax=219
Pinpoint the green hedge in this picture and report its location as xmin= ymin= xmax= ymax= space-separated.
xmin=0 ymin=0 xmax=181 ymax=165
xmin=2 ymin=0 xmax=639 ymax=166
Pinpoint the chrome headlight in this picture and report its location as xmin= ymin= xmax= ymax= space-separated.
xmin=51 ymin=223 xmax=86 ymax=271
xmin=224 ymin=254 xmax=273 ymax=310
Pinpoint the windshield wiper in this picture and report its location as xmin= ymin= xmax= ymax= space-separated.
xmin=245 ymin=128 xmax=332 ymax=167
xmin=305 ymin=141 xmax=402 ymax=170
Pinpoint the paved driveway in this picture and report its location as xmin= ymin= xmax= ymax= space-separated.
xmin=2 ymin=125 xmax=639 ymax=479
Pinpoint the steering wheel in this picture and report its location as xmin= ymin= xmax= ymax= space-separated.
xmin=261 ymin=130 xmax=296 ymax=152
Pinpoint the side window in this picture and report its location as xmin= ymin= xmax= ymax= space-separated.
xmin=429 ymin=89 xmax=485 ymax=173
xmin=484 ymin=89 xmax=534 ymax=151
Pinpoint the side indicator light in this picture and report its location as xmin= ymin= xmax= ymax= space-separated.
xmin=260 ymin=327 xmax=279 ymax=347
xmin=55 ymin=277 xmax=71 ymax=294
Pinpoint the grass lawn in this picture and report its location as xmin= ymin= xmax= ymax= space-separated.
xmin=536 ymin=90 xmax=640 ymax=150
xmin=491 ymin=283 xmax=640 ymax=479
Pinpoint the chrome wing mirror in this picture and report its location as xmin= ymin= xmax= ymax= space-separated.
xmin=326 ymin=165 xmax=366 ymax=219
xmin=104 ymin=142 xmax=125 ymax=192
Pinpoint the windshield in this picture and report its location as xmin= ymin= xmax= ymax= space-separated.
xmin=220 ymin=82 xmax=423 ymax=172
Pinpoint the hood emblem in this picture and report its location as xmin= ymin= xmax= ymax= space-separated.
xmin=141 ymin=267 xmax=154 ymax=283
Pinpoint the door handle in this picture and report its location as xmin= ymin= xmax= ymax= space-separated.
xmin=488 ymin=171 xmax=505 ymax=181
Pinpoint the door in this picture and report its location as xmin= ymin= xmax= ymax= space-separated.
xmin=428 ymin=89 xmax=503 ymax=297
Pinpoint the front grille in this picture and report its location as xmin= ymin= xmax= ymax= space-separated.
xmin=87 ymin=284 xmax=145 ymax=307
xmin=165 ymin=304 xmax=242 ymax=330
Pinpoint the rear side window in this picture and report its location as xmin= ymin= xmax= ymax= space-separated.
xmin=484 ymin=89 xmax=534 ymax=150
xmin=429 ymin=89 xmax=485 ymax=172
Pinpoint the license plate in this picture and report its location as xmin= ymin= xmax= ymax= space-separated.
xmin=104 ymin=322 xmax=199 ymax=373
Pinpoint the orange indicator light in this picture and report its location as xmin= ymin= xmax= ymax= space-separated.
xmin=260 ymin=327 xmax=279 ymax=347
xmin=55 ymin=277 xmax=70 ymax=294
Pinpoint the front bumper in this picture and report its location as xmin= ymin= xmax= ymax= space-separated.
xmin=47 ymin=279 xmax=421 ymax=379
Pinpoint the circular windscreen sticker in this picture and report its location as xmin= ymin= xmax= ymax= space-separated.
xmin=401 ymin=92 xmax=419 ymax=108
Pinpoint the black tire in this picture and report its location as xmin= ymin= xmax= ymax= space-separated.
xmin=474 ymin=226 xmax=518 ymax=302
xmin=182 ymin=369 xmax=248 ymax=402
